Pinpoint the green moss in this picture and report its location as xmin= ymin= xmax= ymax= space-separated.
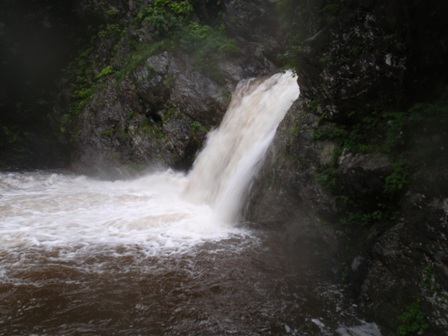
xmin=98 ymin=24 xmax=121 ymax=38
xmin=163 ymin=74 xmax=176 ymax=88
xmin=397 ymin=301 xmax=429 ymax=336
xmin=141 ymin=117 xmax=153 ymax=135
xmin=316 ymin=167 xmax=337 ymax=188
xmin=161 ymin=107 xmax=179 ymax=122
xmin=0 ymin=126 xmax=29 ymax=165
xmin=116 ymin=130 xmax=129 ymax=142
xmin=313 ymin=90 xmax=448 ymax=231
xmin=312 ymin=108 xmax=407 ymax=156
xmin=180 ymin=22 xmax=239 ymax=83
xmin=156 ymin=129 xmax=166 ymax=139
xmin=95 ymin=66 xmax=113 ymax=80
xmin=191 ymin=121 xmax=201 ymax=134
xmin=135 ymin=0 xmax=193 ymax=38
xmin=277 ymin=0 xmax=297 ymax=22
xmin=313 ymin=124 xmax=346 ymax=141
xmin=309 ymin=98 xmax=319 ymax=111
xmin=101 ymin=128 xmax=115 ymax=138
xmin=288 ymin=126 xmax=300 ymax=146
xmin=112 ymin=0 xmax=238 ymax=82
xmin=319 ymin=55 xmax=330 ymax=63
xmin=420 ymin=262 xmax=435 ymax=293
xmin=59 ymin=114 xmax=71 ymax=134
xmin=127 ymin=110 xmax=138 ymax=119
xmin=106 ymin=8 xmax=119 ymax=17
xmin=384 ymin=157 xmax=409 ymax=194
xmin=1 ymin=126 xmax=20 ymax=145
xmin=340 ymin=210 xmax=384 ymax=227
xmin=115 ymin=39 xmax=174 ymax=78
xmin=60 ymin=46 xmax=96 ymax=140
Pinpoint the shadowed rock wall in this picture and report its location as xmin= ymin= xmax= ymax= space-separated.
xmin=247 ymin=0 xmax=448 ymax=334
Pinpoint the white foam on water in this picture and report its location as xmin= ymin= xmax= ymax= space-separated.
xmin=0 ymin=171 xmax=243 ymax=257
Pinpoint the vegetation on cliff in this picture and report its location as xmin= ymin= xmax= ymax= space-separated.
xmin=249 ymin=0 xmax=448 ymax=334
xmin=52 ymin=0 xmax=260 ymax=174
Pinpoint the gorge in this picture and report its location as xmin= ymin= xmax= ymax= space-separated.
xmin=1 ymin=0 xmax=448 ymax=335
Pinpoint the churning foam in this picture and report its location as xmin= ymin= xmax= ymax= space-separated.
xmin=0 ymin=71 xmax=299 ymax=262
xmin=0 ymin=171 xmax=240 ymax=259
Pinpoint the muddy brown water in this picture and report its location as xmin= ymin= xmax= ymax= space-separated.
xmin=0 ymin=231 xmax=377 ymax=336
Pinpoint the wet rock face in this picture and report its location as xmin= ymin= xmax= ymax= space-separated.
xmin=337 ymin=153 xmax=391 ymax=203
xmin=361 ymin=123 xmax=448 ymax=334
xmin=297 ymin=4 xmax=408 ymax=119
xmin=298 ymin=0 xmax=448 ymax=110
xmin=245 ymin=98 xmax=340 ymax=270
xmin=71 ymin=46 xmax=277 ymax=175
xmin=248 ymin=0 xmax=448 ymax=334
xmin=73 ymin=51 xmax=230 ymax=175
xmin=223 ymin=0 xmax=278 ymax=43
xmin=363 ymin=196 xmax=448 ymax=334
xmin=64 ymin=0 xmax=278 ymax=176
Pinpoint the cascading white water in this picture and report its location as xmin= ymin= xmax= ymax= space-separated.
xmin=0 ymin=71 xmax=298 ymax=262
xmin=183 ymin=70 xmax=299 ymax=222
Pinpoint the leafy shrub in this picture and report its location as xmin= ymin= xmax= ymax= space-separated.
xmin=95 ymin=66 xmax=113 ymax=80
xmin=181 ymin=22 xmax=238 ymax=56
xmin=397 ymin=301 xmax=429 ymax=336
xmin=98 ymin=24 xmax=121 ymax=38
xmin=127 ymin=0 xmax=238 ymax=81
xmin=116 ymin=39 xmax=174 ymax=78
xmin=383 ymin=111 xmax=407 ymax=152
xmin=316 ymin=167 xmax=337 ymax=188
xmin=191 ymin=121 xmax=201 ymax=134
xmin=136 ymin=0 xmax=193 ymax=38
xmin=384 ymin=157 xmax=409 ymax=194
xmin=180 ymin=22 xmax=239 ymax=80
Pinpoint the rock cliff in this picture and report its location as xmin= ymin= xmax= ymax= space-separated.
xmin=54 ymin=0 xmax=280 ymax=176
xmin=247 ymin=0 xmax=448 ymax=334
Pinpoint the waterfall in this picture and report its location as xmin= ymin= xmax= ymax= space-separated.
xmin=183 ymin=70 xmax=300 ymax=222
xmin=0 ymin=71 xmax=299 ymax=260
xmin=0 ymin=71 xmax=378 ymax=336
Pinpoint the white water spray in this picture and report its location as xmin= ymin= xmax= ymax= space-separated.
xmin=0 ymin=71 xmax=299 ymax=261
xmin=184 ymin=70 xmax=299 ymax=222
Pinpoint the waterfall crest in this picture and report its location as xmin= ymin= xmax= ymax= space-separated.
xmin=183 ymin=71 xmax=300 ymax=222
